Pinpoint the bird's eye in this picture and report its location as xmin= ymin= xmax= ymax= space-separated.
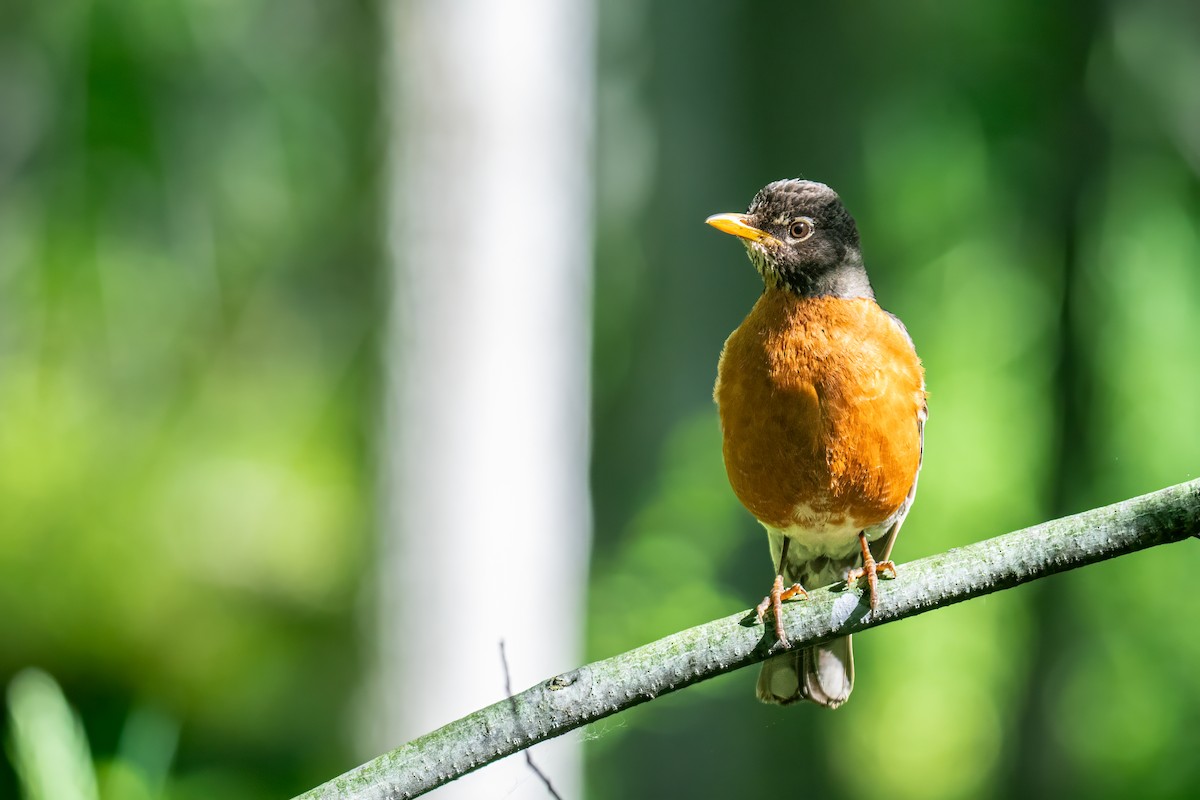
xmin=788 ymin=218 xmax=814 ymax=241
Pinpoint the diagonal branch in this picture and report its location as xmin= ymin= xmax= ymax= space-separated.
xmin=296 ymin=479 xmax=1200 ymax=800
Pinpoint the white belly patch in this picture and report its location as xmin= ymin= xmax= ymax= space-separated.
xmin=761 ymin=502 xmax=902 ymax=589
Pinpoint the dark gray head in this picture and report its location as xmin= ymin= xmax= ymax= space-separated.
xmin=706 ymin=179 xmax=873 ymax=299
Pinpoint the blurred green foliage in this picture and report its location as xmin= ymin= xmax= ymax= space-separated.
xmin=588 ymin=1 xmax=1200 ymax=799
xmin=8 ymin=669 xmax=100 ymax=800
xmin=3 ymin=0 xmax=1199 ymax=799
xmin=1 ymin=1 xmax=378 ymax=797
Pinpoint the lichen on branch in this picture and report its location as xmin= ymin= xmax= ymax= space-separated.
xmin=295 ymin=478 xmax=1200 ymax=800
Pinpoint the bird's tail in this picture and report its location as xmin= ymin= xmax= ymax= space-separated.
xmin=756 ymin=635 xmax=854 ymax=708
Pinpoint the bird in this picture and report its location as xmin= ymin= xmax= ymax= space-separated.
xmin=707 ymin=179 xmax=926 ymax=708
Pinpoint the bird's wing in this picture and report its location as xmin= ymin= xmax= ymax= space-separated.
xmin=871 ymin=396 xmax=926 ymax=564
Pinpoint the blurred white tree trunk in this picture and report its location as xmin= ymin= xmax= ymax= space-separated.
xmin=374 ymin=1 xmax=593 ymax=798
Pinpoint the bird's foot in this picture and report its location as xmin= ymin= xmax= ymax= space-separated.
xmin=844 ymin=531 xmax=896 ymax=610
xmin=754 ymin=575 xmax=808 ymax=647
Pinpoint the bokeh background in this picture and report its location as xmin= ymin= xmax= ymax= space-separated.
xmin=3 ymin=1 xmax=1199 ymax=799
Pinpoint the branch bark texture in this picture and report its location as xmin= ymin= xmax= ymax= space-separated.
xmin=296 ymin=479 xmax=1200 ymax=800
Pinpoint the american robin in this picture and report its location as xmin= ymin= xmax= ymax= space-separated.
xmin=707 ymin=179 xmax=926 ymax=708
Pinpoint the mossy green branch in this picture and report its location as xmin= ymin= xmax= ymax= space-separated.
xmin=295 ymin=479 xmax=1200 ymax=800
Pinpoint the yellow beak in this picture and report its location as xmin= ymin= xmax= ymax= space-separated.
xmin=705 ymin=213 xmax=774 ymax=243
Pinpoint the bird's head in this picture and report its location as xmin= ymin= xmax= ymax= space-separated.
xmin=706 ymin=179 xmax=873 ymax=299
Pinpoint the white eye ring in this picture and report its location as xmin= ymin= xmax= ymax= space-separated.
xmin=788 ymin=218 xmax=815 ymax=241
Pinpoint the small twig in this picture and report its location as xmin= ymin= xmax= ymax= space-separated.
xmin=499 ymin=640 xmax=562 ymax=800
xmin=294 ymin=478 xmax=1200 ymax=800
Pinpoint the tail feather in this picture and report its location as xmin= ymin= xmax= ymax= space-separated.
xmin=756 ymin=635 xmax=854 ymax=708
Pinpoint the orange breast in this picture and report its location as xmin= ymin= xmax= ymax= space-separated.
xmin=715 ymin=290 xmax=925 ymax=531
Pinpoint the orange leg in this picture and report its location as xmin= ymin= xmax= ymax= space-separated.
xmin=844 ymin=531 xmax=896 ymax=609
xmin=754 ymin=537 xmax=807 ymax=647
xmin=754 ymin=576 xmax=808 ymax=647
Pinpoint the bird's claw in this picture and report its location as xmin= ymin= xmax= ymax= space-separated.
xmin=845 ymin=532 xmax=896 ymax=609
xmin=755 ymin=574 xmax=808 ymax=647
